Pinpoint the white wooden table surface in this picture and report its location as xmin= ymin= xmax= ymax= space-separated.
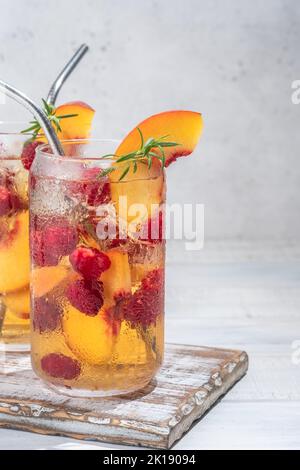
xmin=1 ymin=241 xmax=299 ymax=450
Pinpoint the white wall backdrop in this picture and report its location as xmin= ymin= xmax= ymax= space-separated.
xmin=0 ymin=0 xmax=299 ymax=240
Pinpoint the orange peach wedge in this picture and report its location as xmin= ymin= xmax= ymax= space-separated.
xmin=55 ymin=101 xmax=95 ymax=140
xmin=63 ymin=304 xmax=114 ymax=365
xmin=115 ymin=110 xmax=203 ymax=167
xmin=101 ymin=249 xmax=132 ymax=307
xmin=37 ymin=101 xmax=95 ymax=143
xmin=4 ymin=308 xmax=29 ymax=323
xmin=31 ymin=265 xmax=69 ymax=298
xmin=109 ymin=110 xmax=203 ymax=226
xmin=3 ymin=287 xmax=30 ymax=318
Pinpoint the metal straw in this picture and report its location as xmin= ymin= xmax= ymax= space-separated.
xmin=0 ymin=79 xmax=64 ymax=155
xmin=47 ymin=44 xmax=89 ymax=105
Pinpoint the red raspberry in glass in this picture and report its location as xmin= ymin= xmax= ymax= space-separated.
xmin=141 ymin=268 xmax=164 ymax=291
xmin=31 ymin=231 xmax=46 ymax=266
xmin=85 ymin=173 xmax=111 ymax=206
xmin=41 ymin=353 xmax=81 ymax=380
xmin=0 ymin=186 xmax=13 ymax=216
xmin=108 ymin=237 xmax=128 ymax=249
xmin=68 ymin=168 xmax=111 ymax=206
xmin=33 ymin=297 xmax=62 ymax=333
xmin=0 ymin=186 xmax=22 ymax=216
xmin=66 ymin=278 xmax=104 ymax=316
xmin=140 ymin=210 xmax=164 ymax=244
xmin=46 ymin=225 xmax=78 ymax=256
xmin=31 ymin=223 xmax=78 ymax=267
xmin=120 ymin=269 xmax=164 ymax=327
xmin=21 ymin=141 xmax=42 ymax=170
xmin=103 ymin=224 xmax=128 ymax=249
xmin=69 ymin=246 xmax=111 ymax=279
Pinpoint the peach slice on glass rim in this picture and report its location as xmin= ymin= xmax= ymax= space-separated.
xmin=36 ymin=101 xmax=95 ymax=143
xmin=23 ymin=101 xmax=96 ymax=169
xmin=109 ymin=110 xmax=202 ymax=227
xmin=115 ymin=110 xmax=203 ymax=167
xmin=55 ymin=101 xmax=95 ymax=140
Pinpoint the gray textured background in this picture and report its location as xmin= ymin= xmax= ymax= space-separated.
xmin=0 ymin=0 xmax=299 ymax=240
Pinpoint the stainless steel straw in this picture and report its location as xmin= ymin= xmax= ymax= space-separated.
xmin=0 ymin=79 xmax=64 ymax=155
xmin=47 ymin=44 xmax=89 ymax=105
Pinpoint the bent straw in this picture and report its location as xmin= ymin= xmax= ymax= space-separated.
xmin=0 ymin=79 xmax=64 ymax=155
xmin=47 ymin=44 xmax=89 ymax=105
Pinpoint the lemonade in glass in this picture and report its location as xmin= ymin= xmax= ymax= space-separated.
xmin=29 ymin=111 xmax=203 ymax=396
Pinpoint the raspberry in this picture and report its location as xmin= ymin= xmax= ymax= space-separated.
xmin=31 ymin=223 xmax=78 ymax=267
xmin=68 ymin=168 xmax=111 ymax=206
xmin=120 ymin=269 xmax=164 ymax=327
xmin=108 ymin=237 xmax=128 ymax=249
xmin=69 ymin=246 xmax=111 ymax=279
xmin=105 ymin=225 xmax=128 ymax=249
xmin=21 ymin=141 xmax=41 ymax=170
xmin=140 ymin=210 xmax=164 ymax=243
xmin=31 ymin=231 xmax=47 ymax=266
xmin=0 ymin=186 xmax=13 ymax=216
xmin=46 ymin=225 xmax=78 ymax=256
xmin=0 ymin=186 xmax=21 ymax=216
xmin=93 ymin=179 xmax=111 ymax=205
xmin=66 ymin=278 xmax=104 ymax=316
xmin=33 ymin=297 xmax=62 ymax=333
xmin=141 ymin=268 xmax=164 ymax=291
xmin=86 ymin=179 xmax=111 ymax=206
xmin=41 ymin=353 xmax=81 ymax=380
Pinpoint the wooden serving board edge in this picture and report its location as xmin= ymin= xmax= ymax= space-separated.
xmin=167 ymin=350 xmax=248 ymax=448
xmin=0 ymin=347 xmax=249 ymax=449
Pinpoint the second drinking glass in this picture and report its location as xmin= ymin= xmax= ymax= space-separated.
xmin=0 ymin=123 xmax=31 ymax=349
xmin=30 ymin=140 xmax=165 ymax=396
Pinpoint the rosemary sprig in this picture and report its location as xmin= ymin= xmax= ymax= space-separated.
xmin=100 ymin=167 xmax=117 ymax=177
xmin=21 ymin=98 xmax=78 ymax=139
xmin=99 ymin=128 xmax=180 ymax=181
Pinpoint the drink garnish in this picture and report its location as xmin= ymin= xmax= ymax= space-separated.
xmin=21 ymin=99 xmax=78 ymax=140
xmin=100 ymin=127 xmax=180 ymax=180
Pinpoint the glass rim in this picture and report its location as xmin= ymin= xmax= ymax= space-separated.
xmin=37 ymin=139 xmax=121 ymax=162
xmin=35 ymin=139 xmax=164 ymax=182
xmin=0 ymin=123 xmax=30 ymax=162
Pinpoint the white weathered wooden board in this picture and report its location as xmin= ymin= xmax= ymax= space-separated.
xmin=0 ymin=344 xmax=248 ymax=449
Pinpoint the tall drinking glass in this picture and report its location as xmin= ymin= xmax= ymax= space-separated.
xmin=0 ymin=123 xmax=31 ymax=349
xmin=30 ymin=140 xmax=165 ymax=396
